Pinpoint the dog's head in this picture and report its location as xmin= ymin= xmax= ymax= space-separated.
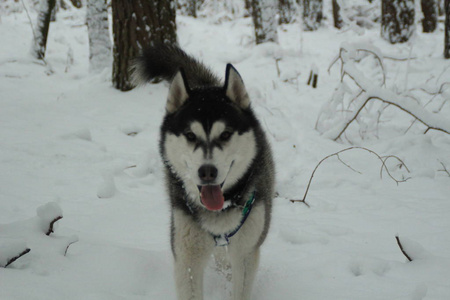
xmin=160 ymin=65 xmax=258 ymax=211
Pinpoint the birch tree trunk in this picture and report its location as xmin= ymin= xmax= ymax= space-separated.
xmin=381 ymin=0 xmax=415 ymax=44
xmin=87 ymin=0 xmax=111 ymax=73
xmin=111 ymin=0 xmax=177 ymax=91
xmin=302 ymin=0 xmax=323 ymax=31
xmin=252 ymin=0 xmax=278 ymax=44
xmin=32 ymin=0 xmax=56 ymax=59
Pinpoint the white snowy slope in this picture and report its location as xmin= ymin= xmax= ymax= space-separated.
xmin=1 ymin=2 xmax=450 ymax=300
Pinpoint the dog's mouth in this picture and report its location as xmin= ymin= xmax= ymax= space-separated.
xmin=197 ymin=161 xmax=234 ymax=211
xmin=198 ymin=183 xmax=224 ymax=211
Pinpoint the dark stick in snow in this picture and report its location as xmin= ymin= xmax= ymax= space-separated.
xmin=46 ymin=216 xmax=62 ymax=236
xmin=396 ymin=236 xmax=413 ymax=262
xmin=4 ymin=248 xmax=31 ymax=268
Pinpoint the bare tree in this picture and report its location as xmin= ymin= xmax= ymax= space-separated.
xmin=86 ymin=0 xmax=111 ymax=73
xmin=302 ymin=0 xmax=323 ymax=31
xmin=252 ymin=0 xmax=278 ymax=44
xmin=421 ymin=0 xmax=438 ymax=33
xmin=381 ymin=0 xmax=415 ymax=43
xmin=32 ymin=0 xmax=56 ymax=59
xmin=111 ymin=0 xmax=177 ymax=91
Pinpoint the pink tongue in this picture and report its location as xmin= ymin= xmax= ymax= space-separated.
xmin=200 ymin=185 xmax=224 ymax=211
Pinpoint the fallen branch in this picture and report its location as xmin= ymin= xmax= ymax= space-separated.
xmin=4 ymin=248 xmax=31 ymax=268
xmin=46 ymin=216 xmax=62 ymax=236
xmin=395 ymin=236 xmax=413 ymax=262
xmin=290 ymin=147 xmax=409 ymax=206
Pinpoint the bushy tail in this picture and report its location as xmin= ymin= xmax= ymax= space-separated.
xmin=130 ymin=44 xmax=220 ymax=88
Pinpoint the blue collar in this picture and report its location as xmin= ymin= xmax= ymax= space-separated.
xmin=213 ymin=191 xmax=256 ymax=246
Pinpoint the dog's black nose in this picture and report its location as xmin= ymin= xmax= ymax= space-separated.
xmin=198 ymin=164 xmax=218 ymax=182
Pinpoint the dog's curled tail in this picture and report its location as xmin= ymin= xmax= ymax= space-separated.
xmin=130 ymin=44 xmax=221 ymax=88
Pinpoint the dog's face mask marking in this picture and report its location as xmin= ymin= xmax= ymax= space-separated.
xmin=164 ymin=120 xmax=256 ymax=211
xmin=162 ymin=65 xmax=257 ymax=211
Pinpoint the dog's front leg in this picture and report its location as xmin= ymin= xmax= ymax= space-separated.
xmin=229 ymin=248 xmax=260 ymax=300
xmin=172 ymin=209 xmax=214 ymax=300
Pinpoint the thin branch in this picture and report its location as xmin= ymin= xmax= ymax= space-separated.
xmin=395 ymin=236 xmax=413 ymax=262
xmin=337 ymin=154 xmax=362 ymax=174
xmin=333 ymin=95 xmax=450 ymax=141
xmin=4 ymin=248 xmax=31 ymax=268
xmin=383 ymin=55 xmax=417 ymax=61
xmin=438 ymin=161 xmax=450 ymax=177
xmin=64 ymin=236 xmax=79 ymax=256
xmin=290 ymin=147 xmax=409 ymax=206
xmin=410 ymin=82 xmax=450 ymax=96
xmin=355 ymin=49 xmax=386 ymax=86
xmin=46 ymin=216 xmax=63 ymax=236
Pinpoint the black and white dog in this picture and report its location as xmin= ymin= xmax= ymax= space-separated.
xmin=132 ymin=45 xmax=275 ymax=300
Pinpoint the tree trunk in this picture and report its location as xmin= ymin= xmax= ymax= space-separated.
xmin=445 ymin=0 xmax=450 ymax=58
xmin=421 ymin=0 xmax=437 ymax=33
xmin=87 ymin=0 xmax=111 ymax=73
xmin=302 ymin=0 xmax=323 ymax=31
xmin=252 ymin=0 xmax=278 ymax=44
xmin=381 ymin=0 xmax=415 ymax=44
xmin=332 ymin=0 xmax=343 ymax=29
xmin=111 ymin=0 xmax=177 ymax=91
xmin=279 ymin=0 xmax=295 ymax=24
xmin=32 ymin=0 xmax=56 ymax=60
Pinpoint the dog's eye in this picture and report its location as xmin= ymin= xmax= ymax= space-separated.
xmin=185 ymin=132 xmax=197 ymax=142
xmin=220 ymin=131 xmax=232 ymax=141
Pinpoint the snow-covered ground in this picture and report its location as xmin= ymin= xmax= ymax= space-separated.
xmin=1 ymin=3 xmax=450 ymax=300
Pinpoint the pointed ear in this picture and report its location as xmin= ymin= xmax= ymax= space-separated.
xmin=166 ymin=70 xmax=190 ymax=113
xmin=224 ymin=64 xmax=250 ymax=109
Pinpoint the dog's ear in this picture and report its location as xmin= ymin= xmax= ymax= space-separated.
xmin=224 ymin=64 xmax=250 ymax=109
xmin=167 ymin=69 xmax=190 ymax=113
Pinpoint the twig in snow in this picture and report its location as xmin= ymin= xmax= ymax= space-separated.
xmin=290 ymin=147 xmax=409 ymax=207
xmin=46 ymin=216 xmax=62 ymax=236
xmin=337 ymin=154 xmax=362 ymax=174
xmin=395 ymin=236 xmax=413 ymax=262
xmin=275 ymin=58 xmax=281 ymax=78
xmin=438 ymin=161 xmax=450 ymax=177
xmin=64 ymin=236 xmax=79 ymax=256
xmin=4 ymin=248 xmax=31 ymax=268
xmin=381 ymin=156 xmax=410 ymax=180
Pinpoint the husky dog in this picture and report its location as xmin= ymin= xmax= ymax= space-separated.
xmin=132 ymin=45 xmax=275 ymax=300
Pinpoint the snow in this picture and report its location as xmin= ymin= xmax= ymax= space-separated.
xmin=1 ymin=2 xmax=450 ymax=300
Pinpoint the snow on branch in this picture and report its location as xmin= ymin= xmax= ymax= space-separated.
xmin=291 ymin=147 xmax=410 ymax=207
xmin=318 ymin=43 xmax=450 ymax=141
